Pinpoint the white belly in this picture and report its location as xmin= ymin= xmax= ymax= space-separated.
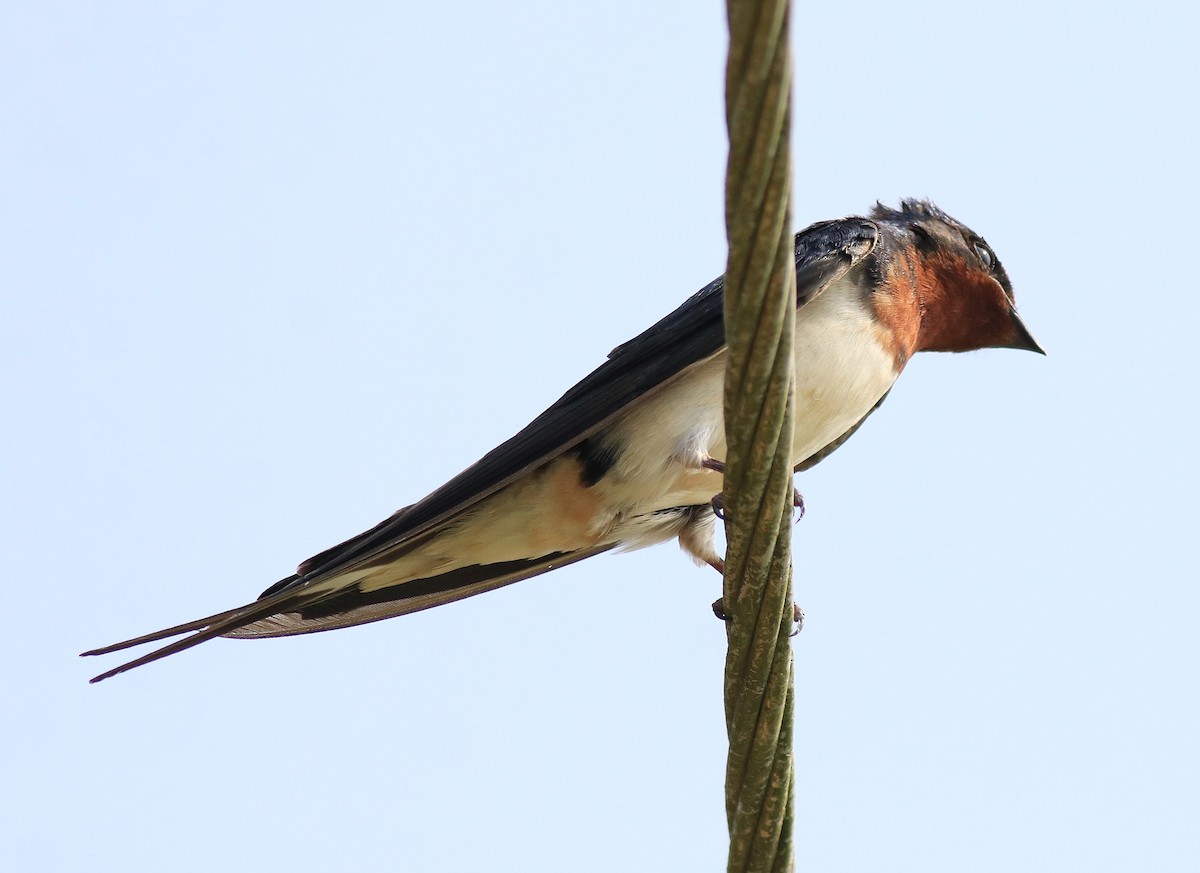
xmin=606 ymin=276 xmax=899 ymax=512
xmin=789 ymin=278 xmax=900 ymax=459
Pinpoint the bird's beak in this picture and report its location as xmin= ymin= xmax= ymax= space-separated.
xmin=1006 ymin=308 xmax=1045 ymax=355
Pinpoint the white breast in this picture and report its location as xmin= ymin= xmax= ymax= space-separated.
xmin=788 ymin=277 xmax=899 ymax=460
xmin=605 ymin=276 xmax=899 ymax=513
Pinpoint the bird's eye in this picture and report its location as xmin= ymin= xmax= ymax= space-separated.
xmin=974 ymin=242 xmax=993 ymax=270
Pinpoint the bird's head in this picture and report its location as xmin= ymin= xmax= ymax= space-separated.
xmin=871 ymin=199 xmax=1044 ymax=356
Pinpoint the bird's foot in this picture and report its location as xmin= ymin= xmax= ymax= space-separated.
xmin=711 ymin=598 xmax=804 ymax=631
xmin=702 ymin=457 xmax=804 ymax=521
xmin=710 ymin=487 xmax=803 ymax=521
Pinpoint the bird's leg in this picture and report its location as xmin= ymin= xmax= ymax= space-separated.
xmin=700 ymin=456 xmax=803 ymax=630
xmin=702 ymin=457 xmax=728 ymax=519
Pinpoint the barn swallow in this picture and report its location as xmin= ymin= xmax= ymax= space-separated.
xmin=83 ymin=199 xmax=1042 ymax=682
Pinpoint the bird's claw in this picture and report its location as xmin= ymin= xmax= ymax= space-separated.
xmin=711 ymin=598 xmax=804 ymax=632
xmin=709 ymin=488 xmax=804 ymax=522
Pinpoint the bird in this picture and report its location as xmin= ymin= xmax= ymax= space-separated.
xmin=82 ymin=199 xmax=1043 ymax=682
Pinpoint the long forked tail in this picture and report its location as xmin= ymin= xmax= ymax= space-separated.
xmin=79 ymin=577 xmax=328 ymax=683
xmin=81 ymin=546 xmax=613 ymax=683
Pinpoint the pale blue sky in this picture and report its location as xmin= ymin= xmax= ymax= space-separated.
xmin=4 ymin=2 xmax=1198 ymax=871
